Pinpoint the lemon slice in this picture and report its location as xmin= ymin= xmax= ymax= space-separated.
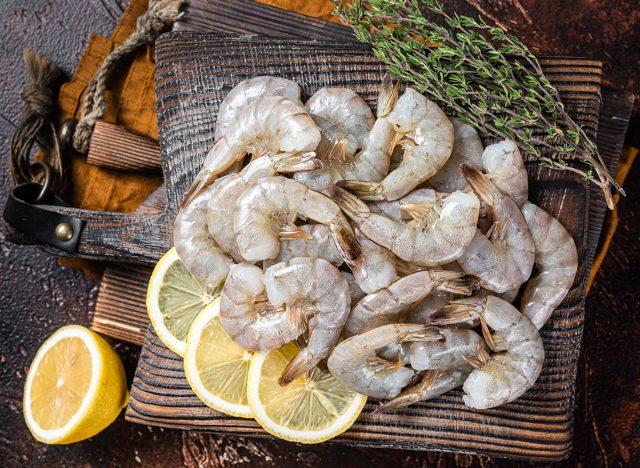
xmin=184 ymin=298 xmax=253 ymax=418
xmin=247 ymin=343 xmax=367 ymax=443
xmin=147 ymin=247 xmax=220 ymax=356
xmin=23 ymin=325 xmax=128 ymax=444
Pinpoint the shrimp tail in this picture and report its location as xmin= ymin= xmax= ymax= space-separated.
xmin=272 ymin=151 xmax=322 ymax=173
xmin=426 ymin=270 xmax=473 ymax=296
xmin=427 ymin=302 xmax=479 ymax=326
xmin=399 ymin=325 xmax=445 ymax=343
xmin=377 ymin=73 xmax=400 ymax=118
xmin=330 ymin=222 xmax=362 ymax=270
xmin=373 ymin=369 xmax=441 ymax=414
xmin=332 ymin=185 xmax=371 ymax=223
xmin=278 ymin=348 xmax=317 ymax=386
xmin=280 ymin=223 xmax=314 ymax=240
xmin=460 ymin=164 xmax=495 ymax=206
xmin=182 ymin=170 xmax=214 ymax=207
xmin=338 ymin=180 xmax=385 ymax=201
xmin=460 ymin=345 xmax=492 ymax=370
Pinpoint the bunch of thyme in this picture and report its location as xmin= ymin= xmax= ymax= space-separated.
xmin=333 ymin=0 xmax=621 ymax=207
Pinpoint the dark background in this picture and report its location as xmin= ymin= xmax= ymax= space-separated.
xmin=1 ymin=0 xmax=638 ymax=466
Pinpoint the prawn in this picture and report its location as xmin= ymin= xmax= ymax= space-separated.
xmin=327 ymin=324 xmax=445 ymax=399
xmin=428 ymin=118 xmax=484 ymax=193
xmin=207 ymin=152 xmax=321 ymax=262
xmin=294 ymin=77 xmax=398 ymax=194
xmin=234 ymin=176 xmax=360 ymax=265
xmin=429 ymin=295 xmax=545 ymax=409
xmin=334 ymin=187 xmax=480 ymax=266
xmin=351 ymin=230 xmax=401 ymax=294
xmin=189 ymin=96 xmax=321 ymax=197
xmin=173 ymin=183 xmax=233 ymax=288
xmin=520 ymin=202 xmax=578 ymax=329
xmin=340 ymin=87 xmax=454 ymax=201
xmin=219 ymin=258 xmax=351 ymax=385
xmin=457 ymin=164 xmax=534 ymax=293
xmin=344 ymin=269 xmax=472 ymax=337
xmin=482 ymin=140 xmax=528 ymax=207
xmin=305 ymin=87 xmax=375 ymax=147
xmin=403 ymin=328 xmax=488 ymax=371
xmin=214 ymin=76 xmax=302 ymax=141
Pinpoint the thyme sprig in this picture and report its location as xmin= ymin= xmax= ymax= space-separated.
xmin=332 ymin=0 xmax=622 ymax=208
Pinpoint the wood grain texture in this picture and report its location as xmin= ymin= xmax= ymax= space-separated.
xmin=87 ymin=121 xmax=161 ymax=172
xmin=124 ymin=32 xmax=606 ymax=461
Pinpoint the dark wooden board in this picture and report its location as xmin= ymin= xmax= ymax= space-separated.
xmin=123 ymin=32 xmax=604 ymax=462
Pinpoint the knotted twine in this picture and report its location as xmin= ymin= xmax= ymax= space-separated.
xmin=72 ymin=0 xmax=184 ymax=153
xmin=9 ymin=48 xmax=66 ymax=195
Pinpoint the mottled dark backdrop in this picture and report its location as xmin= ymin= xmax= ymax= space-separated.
xmin=0 ymin=0 xmax=638 ymax=466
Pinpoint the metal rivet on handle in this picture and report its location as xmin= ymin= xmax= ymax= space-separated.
xmin=55 ymin=223 xmax=74 ymax=241
xmin=59 ymin=118 xmax=77 ymax=150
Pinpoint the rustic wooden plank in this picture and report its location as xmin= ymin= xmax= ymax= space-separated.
xmin=175 ymin=0 xmax=358 ymax=42
xmin=120 ymin=33 xmax=614 ymax=462
xmin=87 ymin=121 xmax=162 ymax=172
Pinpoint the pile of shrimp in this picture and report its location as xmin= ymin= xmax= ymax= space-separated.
xmin=172 ymin=75 xmax=578 ymax=411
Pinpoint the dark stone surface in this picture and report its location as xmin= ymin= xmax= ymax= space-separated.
xmin=0 ymin=0 xmax=638 ymax=466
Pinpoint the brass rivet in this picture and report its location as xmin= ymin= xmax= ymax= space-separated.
xmin=55 ymin=223 xmax=74 ymax=241
xmin=59 ymin=118 xmax=77 ymax=150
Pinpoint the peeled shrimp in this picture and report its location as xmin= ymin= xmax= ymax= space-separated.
xmin=403 ymin=328 xmax=488 ymax=371
xmin=520 ymin=202 xmax=578 ymax=329
xmin=220 ymin=258 xmax=350 ymax=385
xmin=482 ymin=140 xmax=528 ymax=207
xmin=264 ymin=224 xmax=343 ymax=268
xmin=428 ymin=118 xmax=484 ymax=193
xmin=344 ymin=269 xmax=471 ymax=337
xmin=351 ymin=230 xmax=400 ymax=294
xmin=335 ymin=187 xmax=480 ymax=266
xmin=305 ymin=87 xmax=375 ymax=147
xmin=207 ymin=152 xmax=320 ymax=262
xmin=457 ymin=164 xmax=534 ymax=293
xmin=191 ymin=96 xmax=320 ymax=196
xmin=215 ymin=76 xmax=302 ymax=141
xmin=429 ymin=295 xmax=544 ymax=409
xmin=294 ymin=77 xmax=397 ymax=194
xmin=234 ymin=176 xmax=359 ymax=265
xmin=378 ymin=364 xmax=472 ymax=411
xmin=369 ymin=188 xmax=438 ymax=221
xmin=341 ymin=87 xmax=454 ymax=201
xmin=327 ymin=324 xmax=444 ymax=399
xmin=174 ymin=183 xmax=233 ymax=288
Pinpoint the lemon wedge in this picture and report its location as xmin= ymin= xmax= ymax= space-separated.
xmin=147 ymin=247 xmax=220 ymax=356
xmin=23 ymin=325 xmax=128 ymax=444
xmin=247 ymin=343 xmax=367 ymax=444
xmin=184 ymin=298 xmax=253 ymax=418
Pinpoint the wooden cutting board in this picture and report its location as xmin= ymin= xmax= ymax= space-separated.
xmin=124 ymin=31 xmax=606 ymax=461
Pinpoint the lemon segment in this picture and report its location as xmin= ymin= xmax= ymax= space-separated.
xmin=247 ymin=343 xmax=367 ymax=443
xmin=147 ymin=247 xmax=220 ymax=356
xmin=23 ymin=325 xmax=128 ymax=444
xmin=183 ymin=298 xmax=253 ymax=418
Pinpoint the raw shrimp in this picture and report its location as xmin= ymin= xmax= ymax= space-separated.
xmin=207 ymin=152 xmax=321 ymax=262
xmin=344 ymin=269 xmax=471 ymax=337
xmin=457 ymin=164 xmax=534 ymax=293
xmin=428 ymin=118 xmax=484 ymax=193
xmin=305 ymin=87 xmax=375 ymax=147
xmin=294 ymin=77 xmax=397 ymax=194
xmin=342 ymin=271 xmax=366 ymax=303
xmin=190 ymin=96 xmax=321 ymax=197
xmin=335 ymin=187 xmax=480 ymax=266
xmin=520 ymin=202 xmax=578 ymax=329
xmin=482 ymin=140 xmax=528 ymax=207
xmin=214 ymin=76 xmax=302 ymax=141
xmin=429 ymin=295 xmax=544 ymax=409
xmin=340 ymin=87 xmax=454 ymax=201
xmin=174 ymin=183 xmax=234 ymax=287
xmin=377 ymin=364 xmax=473 ymax=411
xmin=264 ymin=224 xmax=343 ymax=267
xmin=403 ymin=328 xmax=487 ymax=371
xmin=234 ymin=176 xmax=360 ymax=265
xmin=219 ymin=258 xmax=351 ymax=385
xmin=327 ymin=324 xmax=445 ymax=399
xmin=351 ymin=231 xmax=400 ymax=294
